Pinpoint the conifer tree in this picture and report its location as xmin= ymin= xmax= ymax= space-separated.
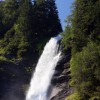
xmin=2 ymin=0 xmax=19 ymax=32
xmin=46 ymin=0 xmax=62 ymax=36
xmin=0 ymin=1 xmax=4 ymax=38
xmin=33 ymin=0 xmax=62 ymax=38
xmin=62 ymin=0 xmax=100 ymax=99
xmin=14 ymin=0 xmax=35 ymax=58
xmin=71 ymin=0 xmax=100 ymax=52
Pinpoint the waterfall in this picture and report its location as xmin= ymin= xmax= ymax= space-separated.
xmin=26 ymin=35 xmax=61 ymax=100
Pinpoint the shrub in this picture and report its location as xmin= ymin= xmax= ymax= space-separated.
xmin=70 ymin=41 xmax=100 ymax=98
xmin=65 ymin=92 xmax=82 ymax=100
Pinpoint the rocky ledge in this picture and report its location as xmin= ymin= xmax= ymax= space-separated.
xmin=50 ymin=51 xmax=72 ymax=100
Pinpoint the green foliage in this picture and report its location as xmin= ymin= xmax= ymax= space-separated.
xmin=65 ymin=0 xmax=100 ymax=53
xmin=70 ymin=42 xmax=100 ymax=98
xmin=0 ymin=48 xmax=5 ymax=55
xmin=61 ymin=25 xmax=74 ymax=50
xmin=65 ymin=92 xmax=82 ymax=100
xmin=25 ymin=66 xmax=33 ymax=74
xmin=0 ymin=56 xmax=8 ymax=62
xmin=5 ymin=42 xmax=18 ymax=57
xmin=89 ymin=96 xmax=100 ymax=100
xmin=0 ymin=0 xmax=62 ymax=99
xmin=36 ymin=38 xmax=49 ymax=55
xmin=33 ymin=0 xmax=62 ymax=38
xmin=62 ymin=0 xmax=100 ymax=99
xmin=4 ymin=27 xmax=15 ymax=43
xmin=17 ymin=39 xmax=30 ymax=58
xmin=0 ymin=0 xmax=62 ymax=60
xmin=2 ymin=0 xmax=19 ymax=33
xmin=0 ymin=40 xmax=5 ymax=55
xmin=0 ymin=56 xmax=12 ymax=63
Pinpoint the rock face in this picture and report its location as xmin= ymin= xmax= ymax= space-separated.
xmin=50 ymin=50 xmax=72 ymax=100
xmin=0 ymin=58 xmax=37 ymax=100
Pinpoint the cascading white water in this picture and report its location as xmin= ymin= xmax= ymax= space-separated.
xmin=26 ymin=35 xmax=61 ymax=100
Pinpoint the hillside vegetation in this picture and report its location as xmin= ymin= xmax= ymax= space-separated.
xmin=0 ymin=0 xmax=62 ymax=99
xmin=0 ymin=0 xmax=62 ymax=60
xmin=62 ymin=0 xmax=100 ymax=100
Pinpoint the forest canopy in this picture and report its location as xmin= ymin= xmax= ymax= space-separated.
xmin=0 ymin=0 xmax=62 ymax=60
xmin=62 ymin=0 xmax=100 ymax=100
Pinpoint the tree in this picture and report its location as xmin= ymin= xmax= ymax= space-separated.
xmin=3 ymin=0 xmax=35 ymax=59
xmin=46 ymin=0 xmax=62 ymax=36
xmin=71 ymin=0 xmax=100 ymax=52
xmin=14 ymin=0 xmax=35 ymax=58
xmin=70 ymin=42 xmax=100 ymax=99
xmin=62 ymin=0 xmax=100 ymax=99
xmin=2 ymin=0 xmax=19 ymax=33
xmin=33 ymin=0 xmax=62 ymax=38
xmin=0 ymin=1 xmax=4 ymax=38
xmin=0 ymin=0 xmax=62 ymax=58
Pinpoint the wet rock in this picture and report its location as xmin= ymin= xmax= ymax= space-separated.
xmin=51 ymin=75 xmax=70 ymax=85
xmin=51 ymin=86 xmax=73 ymax=100
xmin=50 ymin=50 xmax=71 ymax=100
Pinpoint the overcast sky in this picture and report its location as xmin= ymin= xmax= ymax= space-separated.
xmin=55 ymin=0 xmax=74 ymax=30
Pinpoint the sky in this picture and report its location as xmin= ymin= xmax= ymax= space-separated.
xmin=55 ymin=0 xmax=74 ymax=30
